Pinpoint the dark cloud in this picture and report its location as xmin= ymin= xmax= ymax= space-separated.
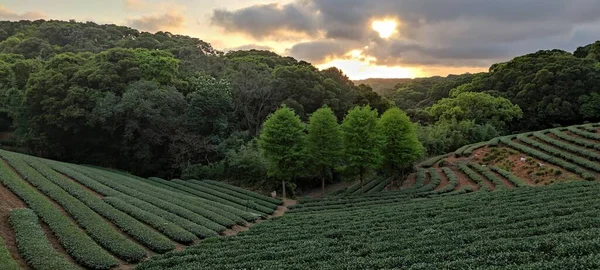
xmin=127 ymin=12 xmax=185 ymax=33
xmin=0 ymin=5 xmax=46 ymax=20
xmin=226 ymin=44 xmax=275 ymax=52
xmin=210 ymin=0 xmax=600 ymax=67
xmin=286 ymin=40 xmax=360 ymax=63
xmin=211 ymin=3 xmax=318 ymax=39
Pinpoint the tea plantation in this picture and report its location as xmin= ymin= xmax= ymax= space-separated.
xmin=1 ymin=122 xmax=600 ymax=269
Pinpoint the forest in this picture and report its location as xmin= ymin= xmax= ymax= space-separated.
xmin=0 ymin=20 xmax=599 ymax=193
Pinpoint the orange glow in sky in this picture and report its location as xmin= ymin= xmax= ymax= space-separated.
xmin=371 ymin=19 xmax=398 ymax=39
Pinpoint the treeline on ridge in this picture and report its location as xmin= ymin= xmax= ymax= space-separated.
xmin=0 ymin=20 xmax=389 ymax=180
xmin=0 ymin=19 xmax=599 ymax=192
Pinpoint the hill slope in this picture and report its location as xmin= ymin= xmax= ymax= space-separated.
xmin=140 ymin=180 xmax=600 ymax=269
xmin=139 ymin=122 xmax=600 ymax=269
xmin=0 ymin=149 xmax=281 ymax=269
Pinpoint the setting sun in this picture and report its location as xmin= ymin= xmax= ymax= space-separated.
xmin=372 ymin=19 xmax=398 ymax=39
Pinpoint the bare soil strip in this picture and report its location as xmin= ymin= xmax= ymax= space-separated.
xmin=221 ymin=198 xmax=297 ymax=237
xmin=399 ymin=173 xmax=416 ymax=190
xmin=0 ymin=174 xmax=29 ymax=269
xmin=511 ymin=138 xmax=594 ymax=182
xmin=434 ymin=168 xmax=449 ymax=191
xmin=452 ymin=167 xmax=479 ymax=191
xmin=470 ymin=166 xmax=495 ymax=191
xmin=490 ymin=169 xmax=515 ymax=189
xmin=423 ymin=170 xmax=431 ymax=186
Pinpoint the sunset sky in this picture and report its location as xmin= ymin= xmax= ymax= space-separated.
xmin=2 ymin=0 xmax=600 ymax=80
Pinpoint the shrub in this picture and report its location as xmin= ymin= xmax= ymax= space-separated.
xmin=10 ymin=208 xmax=80 ymax=270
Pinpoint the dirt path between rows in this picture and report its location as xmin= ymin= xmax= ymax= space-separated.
xmin=301 ymin=181 xmax=351 ymax=198
xmin=452 ymin=167 xmax=479 ymax=191
xmin=490 ymin=169 xmax=515 ymax=189
xmin=0 ymin=159 xmax=83 ymax=267
xmin=434 ymin=168 xmax=449 ymax=191
xmin=221 ymin=198 xmax=297 ymax=237
xmin=0 ymin=171 xmax=29 ymax=270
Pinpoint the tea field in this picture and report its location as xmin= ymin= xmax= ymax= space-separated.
xmin=0 ymin=149 xmax=281 ymax=269
xmin=1 ymin=122 xmax=600 ymax=269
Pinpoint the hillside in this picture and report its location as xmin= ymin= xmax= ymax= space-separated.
xmin=0 ymin=149 xmax=282 ymax=269
xmin=140 ymin=181 xmax=600 ymax=269
xmin=138 ymin=122 xmax=600 ymax=269
xmin=0 ymin=123 xmax=599 ymax=269
xmin=410 ymin=122 xmax=600 ymax=191
xmin=353 ymin=78 xmax=413 ymax=94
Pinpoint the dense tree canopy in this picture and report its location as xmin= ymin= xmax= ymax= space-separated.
xmin=2 ymin=19 xmax=600 ymax=190
xmin=457 ymin=50 xmax=600 ymax=130
xmin=0 ymin=20 xmax=387 ymax=178
xmin=427 ymin=92 xmax=523 ymax=130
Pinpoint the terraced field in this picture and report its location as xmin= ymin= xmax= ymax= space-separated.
xmin=391 ymin=122 xmax=600 ymax=197
xmin=0 ymin=150 xmax=281 ymax=269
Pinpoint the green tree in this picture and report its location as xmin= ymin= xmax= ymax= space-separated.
xmin=258 ymin=106 xmax=305 ymax=198
xmin=341 ymin=105 xmax=381 ymax=187
xmin=306 ymin=106 xmax=343 ymax=195
xmin=378 ymin=108 xmax=424 ymax=186
xmin=427 ymin=92 xmax=523 ymax=130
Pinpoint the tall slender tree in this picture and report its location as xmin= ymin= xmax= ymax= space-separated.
xmin=378 ymin=107 xmax=424 ymax=186
xmin=306 ymin=106 xmax=343 ymax=195
xmin=258 ymin=106 xmax=305 ymax=198
xmin=341 ymin=105 xmax=381 ymax=187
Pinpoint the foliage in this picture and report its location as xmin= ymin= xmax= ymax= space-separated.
xmin=0 ymin=221 xmax=21 ymax=270
xmin=0 ymin=20 xmax=387 ymax=179
xmin=467 ymin=163 xmax=506 ymax=190
xmin=456 ymin=50 xmax=600 ymax=130
xmin=0 ymin=151 xmax=119 ymax=269
xmin=427 ymin=92 xmax=523 ymax=130
xmin=0 ymin=150 xmax=153 ymax=260
xmin=258 ymin=106 xmax=306 ymax=192
xmin=418 ymin=119 xmax=499 ymax=156
xmin=489 ymin=166 xmax=529 ymax=187
xmin=377 ymin=107 xmax=424 ymax=178
xmin=10 ymin=208 xmax=80 ymax=270
xmin=341 ymin=106 xmax=381 ymax=185
xmin=457 ymin=163 xmax=491 ymax=192
xmin=499 ymin=136 xmax=596 ymax=181
xmin=140 ymin=181 xmax=600 ymax=269
xmin=306 ymin=106 xmax=343 ymax=192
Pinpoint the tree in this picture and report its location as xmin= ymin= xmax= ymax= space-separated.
xmin=306 ymin=106 xmax=343 ymax=195
xmin=426 ymin=91 xmax=523 ymax=131
xmin=377 ymin=108 xmax=424 ymax=186
xmin=341 ymin=105 xmax=381 ymax=187
xmin=258 ymin=106 xmax=305 ymax=198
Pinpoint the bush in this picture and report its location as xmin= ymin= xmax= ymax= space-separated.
xmin=10 ymin=208 xmax=79 ymax=270
xmin=0 ymin=151 xmax=151 ymax=261
xmin=0 ymin=150 xmax=118 ymax=269
xmin=21 ymin=154 xmax=176 ymax=254
xmin=0 ymin=227 xmax=19 ymax=270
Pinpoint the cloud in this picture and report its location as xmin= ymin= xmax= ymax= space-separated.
xmin=210 ymin=0 xmax=600 ymax=68
xmin=0 ymin=5 xmax=46 ymax=20
xmin=225 ymin=44 xmax=275 ymax=52
xmin=286 ymin=40 xmax=361 ymax=64
xmin=127 ymin=11 xmax=185 ymax=33
xmin=211 ymin=3 xmax=318 ymax=39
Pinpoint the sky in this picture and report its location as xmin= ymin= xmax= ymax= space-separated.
xmin=2 ymin=0 xmax=600 ymax=80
